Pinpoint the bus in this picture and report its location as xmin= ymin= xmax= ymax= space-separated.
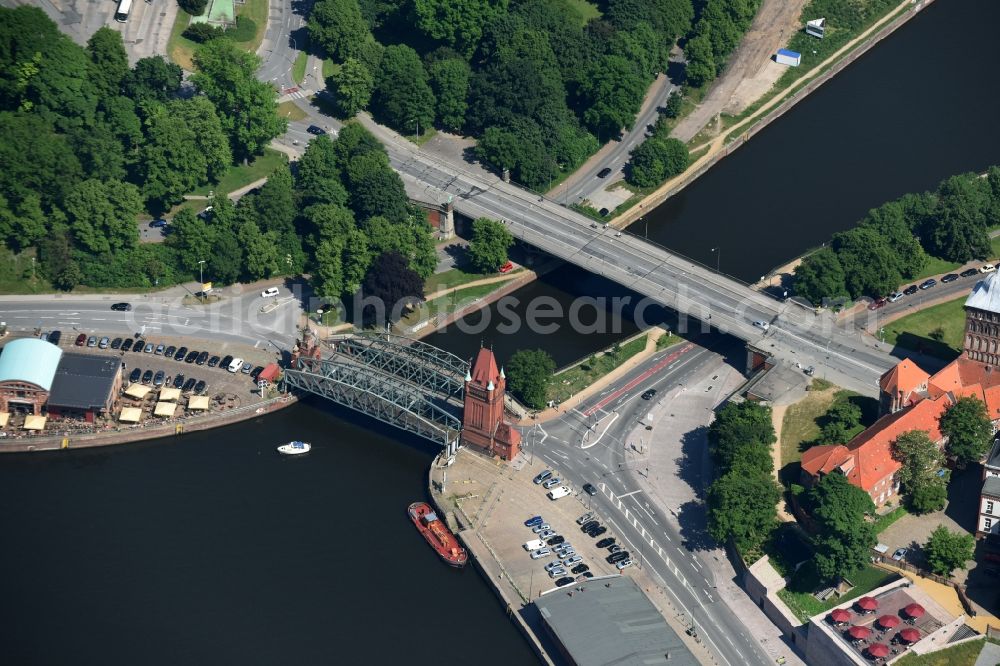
xmin=114 ymin=0 xmax=132 ymax=22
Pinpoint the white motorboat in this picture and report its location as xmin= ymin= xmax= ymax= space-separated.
xmin=277 ymin=440 xmax=311 ymax=455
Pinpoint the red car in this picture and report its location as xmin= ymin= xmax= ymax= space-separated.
xmin=75 ymin=333 xmax=87 ymax=346
xmin=867 ymin=297 xmax=887 ymax=311
xmin=499 ymin=261 xmax=514 ymax=274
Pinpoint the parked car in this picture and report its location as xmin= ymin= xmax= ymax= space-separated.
xmin=891 ymin=547 xmax=908 ymax=562
xmin=919 ymin=278 xmax=937 ymax=290
xmin=306 ymin=125 xmax=326 ymax=136
xmin=941 ymin=273 xmax=960 ymax=283
xmin=121 ymin=338 xmax=134 ymax=352
xmin=580 ymin=520 xmax=599 ymax=532
xmin=867 ymin=297 xmax=887 ymax=310
xmin=547 ymin=567 xmax=568 ymax=579
xmin=174 ymin=346 xmax=189 ymax=361
xmin=153 ymin=371 xmax=165 ymax=387
xmin=185 ymin=350 xmax=199 ymax=363
xmin=182 ymin=378 xmax=197 ymax=392
xmin=607 ymin=551 xmax=630 ymax=564
xmin=155 ymin=344 xmax=165 ymax=355
xmin=194 ymin=380 xmax=207 ymax=394
xmin=241 ymin=362 xmax=253 ymax=374
xmin=129 ymin=368 xmax=142 ymax=383
xmin=553 ymin=542 xmax=572 ymax=555
xmin=172 ymin=374 xmax=185 ymax=389
xmin=608 ymin=544 xmax=623 ymax=554
xmin=208 ymin=355 xmax=221 ymax=368
xmin=531 ymin=523 xmax=551 ymax=534
xmin=196 ymin=351 xmax=209 ymax=365
xmin=982 ymin=264 xmax=996 ymax=273
xmin=615 ymin=559 xmax=634 ymax=570
xmin=75 ymin=333 xmax=87 ymax=346
xmin=524 ymin=516 xmax=544 ymax=527
xmin=110 ymin=337 xmax=123 ymax=350
xmin=582 ymin=483 xmax=597 ymax=496
xmin=86 ymin=335 xmax=97 ymax=347
xmin=903 ymin=284 xmax=919 ymax=295
xmin=529 ymin=548 xmax=551 ymax=560
xmin=571 ymin=564 xmax=590 ymax=575
xmin=144 ymin=343 xmax=154 ymax=353
xmin=563 ymin=555 xmax=583 ymax=567
xmin=596 ymin=538 xmax=616 ymax=549
xmin=99 ymin=336 xmax=110 ymax=349
xmin=888 ymin=292 xmax=904 ymax=302
xmin=533 ymin=470 xmax=553 ymax=485
xmin=141 ymin=370 xmax=154 ymax=384
xmin=220 ymin=355 xmax=234 ymax=370
xmin=546 ymin=536 xmax=565 ymax=546
xmin=149 ymin=219 xmax=168 ymax=228
xmin=542 ymin=477 xmax=561 ymax=489
xmin=538 ymin=529 xmax=556 ymax=539
xmin=251 ymin=366 xmax=265 ymax=380
xmin=555 ymin=548 xmax=576 ymax=560
xmin=133 ymin=340 xmax=145 ymax=353
xmin=576 ymin=512 xmax=594 ymax=525
xmin=586 ymin=526 xmax=607 ymax=538
xmin=961 ymin=268 xmax=980 ymax=278
xmin=48 ymin=330 xmax=62 ymax=345
xmin=641 ymin=389 xmax=657 ymax=400
xmin=597 ymin=167 xmax=612 ymax=178
xmin=261 ymin=287 xmax=280 ymax=298
xmin=543 ymin=561 xmax=563 ymax=573
xmin=110 ymin=302 xmax=132 ymax=311
xmin=554 ymin=577 xmax=575 ymax=588
xmin=164 ymin=345 xmax=177 ymax=358
xmin=752 ymin=320 xmax=770 ymax=331
xmin=576 ymin=572 xmax=594 ymax=581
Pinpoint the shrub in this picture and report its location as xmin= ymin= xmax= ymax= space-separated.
xmin=183 ymin=22 xmax=225 ymax=43
xmin=229 ymin=16 xmax=256 ymax=42
xmin=178 ymin=0 xmax=209 ymax=17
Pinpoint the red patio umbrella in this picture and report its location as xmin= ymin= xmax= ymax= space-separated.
xmin=856 ymin=596 xmax=878 ymax=612
xmin=903 ymin=603 xmax=925 ymax=619
xmin=830 ymin=609 xmax=851 ymax=623
xmin=898 ymin=628 xmax=920 ymax=643
xmin=847 ymin=625 xmax=872 ymax=640
xmin=877 ymin=614 xmax=900 ymax=629
xmin=867 ymin=643 xmax=890 ymax=658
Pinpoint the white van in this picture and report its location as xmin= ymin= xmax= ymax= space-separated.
xmin=547 ymin=486 xmax=571 ymax=500
xmin=261 ymin=287 xmax=280 ymax=298
xmin=228 ymin=357 xmax=244 ymax=373
xmin=523 ymin=539 xmax=545 ymax=551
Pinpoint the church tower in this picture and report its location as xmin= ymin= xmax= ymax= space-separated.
xmin=461 ymin=348 xmax=521 ymax=460
xmin=964 ymin=272 xmax=1000 ymax=366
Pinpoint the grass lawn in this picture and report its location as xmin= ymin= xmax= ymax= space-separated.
xmin=912 ymin=255 xmax=963 ymax=281
xmin=168 ymin=0 xmax=268 ymax=71
xmin=323 ymin=58 xmax=337 ymax=79
xmin=777 ymin=565 xmax=898 ymax=623
xmin=547 ymin=335 xmax=651 ymax=404
xmin=562 ymin=0 xmax=601 ymax=26
xmin=883 ymin=296 xmax=966 ymax=361
xmin=780 ymin=385 xmax=864 ymax=468
xmin=278 ymin=101 xmax=308 ymax=122
xmin=189 ymin=148 xmax=287 ymax=196
xmin=0 ymin=247 xmax=53 ymax=294
xmin=425 ymin=267 xmax=490 ymax=294
xmin=292 ymin=51 xmax=308 ymax=85
xmin=895 ymin=638 xmax=992 ymax=666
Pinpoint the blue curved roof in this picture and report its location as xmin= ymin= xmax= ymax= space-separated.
xmin=0 ymin=338 xmax=63 ymax=391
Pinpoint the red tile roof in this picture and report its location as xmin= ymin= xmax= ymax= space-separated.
xmin=928 ymin=356 xmax=1000 ymax=419
xmin=470 ymin=347 xmax=500 ymax=388
xmin=801 ymin=444 xmax=850 ymax=477
xmin=879 ymin=359 xmax=930 ymax=399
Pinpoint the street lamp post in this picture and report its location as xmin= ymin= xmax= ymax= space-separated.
xmin=710 ymin=247 xmax=721 ymax=273
xmin=197 ymin=260 xmax=206 ymax=302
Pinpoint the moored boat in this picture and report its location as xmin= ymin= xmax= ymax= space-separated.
xmin=277 ymin=440 xmax=311 ymax=455
xmin=408 ymin=502 xmax=467 ymax=567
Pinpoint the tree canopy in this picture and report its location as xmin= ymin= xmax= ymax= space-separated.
xmin=468 ymin=217 xmax=513 ymax=273
xmin=892 ymin=430 xmax=948 ymax=514
xmin=707 ymin=462 xmax=780 ymax=553
xmin=807 ymin=472 xmax=877 ymax=582
xmin=707 ymin=400 xmax=776 ymax=474
xmin=923 ymin=526 xmax=974 ymax=577
xmin=940 ymin=397 xmax=993 ymax=468
xmin=506 ymin=348 xmax=555 ymax=410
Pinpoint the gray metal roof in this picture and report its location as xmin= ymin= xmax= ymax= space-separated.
xmin=985 ymin=440 xmax=1000 ymax=471
xmin=983 ymin=475 xmax=1000 ymax=499
xmin=534 ymin=576 xmax=698 ymax=666
xmin=966 ymin=273 xmax=1000 ymax=314
xmin=48 ymin=353 xmax=120 ymax=410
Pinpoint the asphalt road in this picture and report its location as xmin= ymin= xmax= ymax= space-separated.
xmin=529 ymin=335 xmax=776 ymax=666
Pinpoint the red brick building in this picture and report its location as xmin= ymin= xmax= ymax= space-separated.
xmin=461 ymin=348 xmax=521 ymax=460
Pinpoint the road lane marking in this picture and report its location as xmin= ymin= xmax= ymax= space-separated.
xmin=618 ymin=489 xmax=642 ymax=498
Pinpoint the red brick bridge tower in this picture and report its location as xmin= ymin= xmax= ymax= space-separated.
xmin=461 ymin=348 xmax=521 ymax=460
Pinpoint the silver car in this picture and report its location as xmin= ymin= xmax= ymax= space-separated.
xmin=563 ymin=555 xmax=583 ymax=567
xmin=542 ymin=477 xmax=561 ymax=489
xmin=547 ymin=566 xmax=567 ymax=578
xmin=538 ymin=530 xmax=556 ymax=539
xmin=530 ymin=548 xmax=551 ymax=560
xmin=543 ymin=561 xmax=563 ymax=573
xmin=616 ymin=559 xmax=634 ymax=570
xmin=575 ymin=512 xmax=594 ymax=525
xmin=555 ymin=548 xmax=576 ymax=559
xmin=531 ymin=523 xmax=551 ymax=534
xmin=98 ymin=336 xmax=110 ymax=349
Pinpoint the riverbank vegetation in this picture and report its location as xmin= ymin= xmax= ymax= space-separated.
xmin=0 ymin=9 xmax=287 ymax=291
xmin=546 ymin=334 xmax=649 ymax=404
xmin=794 ymin=168 xmax=1000 ymax=304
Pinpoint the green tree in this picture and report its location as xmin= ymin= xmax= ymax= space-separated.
xmin=371 ymin=44 xmax=435 ymax=135
xmin=329 ymin=58 xmax=374 ymax=117
xmin=506 ymin=348 xmax=556 ymax=410
xmin=192 ymin=40 xmax=287 ymax=160
xmin=793 ymin=248 xmax=848 ymax=305
xmin=579 ymin=54 xmax=647 ymax=140
xmin=428 ymin=57 xmax=470 ymax=132
xmin=469 ymin=217 xmax=513 ymax=273
xmin=664 ymin=89 xmax=684 ymax=118
xmin=240 ymin=221 xmax=282 ymax=279
xmin=708 ymin=401 xmax=776 ymax=473
xmin=178 ymin=0 xmax=209 ymax=16
xmin=346 ymin=152 xmax=409 ymax=222
xmin=167 ymin=209 xmax=216 ymax=278
xmin=64 ymin=178 xmax=142 ymax=255
xmin=86 ymin=27 xmax=130 ymax=97
xmin=926 ymin=174 xmax=991 ymax=262
xmin=923 ymin=526 xmax=974 ymax=577
xmin=683 ymin=33 xmax=716 ymax=87
xmin=605 ymin=0 xmax=693 ymax=39
xmin=253 ymin=165 xmax=295 ymax=236
xmin=124 ymin=56 xmax=183 ymax=103
xmin=892 ymin=430 xmax=948 ymax=513
xmin=412 ymin=0 xmax=508 ymax=57
xmin=475 ymin=119 xmax=557 ymax=189
xmin=818 ymin=398 xmax=863 ymax=445
xmin=359 ymin=251 xmax=425 ymax=326
xmin=832 ymin=226 xmax=903 ymax=299
xmin=210 ymin=223 xmax=243 ymax=285
xmin=707 ymin=463 xmax=780 ymax=553
xmin=940 ymin=396 xmax=993 ymax=468
xmin=308 ymin=0 xmax=371 ymax=62
xmin=807 ymin=472 xmax=877 ymax=582
xmin=627 ymin=138 xmax=688 ymax=188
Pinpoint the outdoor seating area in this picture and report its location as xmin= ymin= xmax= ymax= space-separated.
xmin=824 ymin=587 xmax=943 ymax=662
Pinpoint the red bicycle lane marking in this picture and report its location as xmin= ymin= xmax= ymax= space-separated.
xmin=583 ymin=343 xmax=695 ymax=417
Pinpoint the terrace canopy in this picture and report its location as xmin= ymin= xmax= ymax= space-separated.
xmin=829 ymin=609 xmax=851 ymax=624
xmin=187 ymin=395 xmax=210 ymax=411
xmin=125 ymin=384 xmax=151 ymax=399
xmin=876 ymin=615 xmax=900 ymax=629
xmin=856 ymin=596 xmax=878 ymax=612
xmin=898 ymin=628 xmax=920 ymax=643
xmin=118 ymin=407 xmax=142 ymax=423
xmin=903 ymin=603 xmax=925 ymax=619
xmin=23 ymin=414 xmax=46 ymax=430
xmin=153 ymin=402 xmax=177 ymax=418
xmin=159 ymin=387 xmax=181 ymax=402
xmin=847 ymin=626 xmax=871 ymax=640
xmin=867 ymin=643 xmax=890 ymax=658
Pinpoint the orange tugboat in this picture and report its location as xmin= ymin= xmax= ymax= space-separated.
xmin=408 ymin=502 xmax=468 ymax=568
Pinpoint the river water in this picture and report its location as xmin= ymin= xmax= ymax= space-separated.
xmin=1 ymin=1 xmax=995 ymax=663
